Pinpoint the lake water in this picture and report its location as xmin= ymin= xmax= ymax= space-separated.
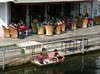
xmin=0 ymin=50 xmax=100 ymax=74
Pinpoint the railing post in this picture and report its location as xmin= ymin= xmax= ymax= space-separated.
xmin=47 ymin=41 xmax=49 ymax=53
xmin=2 ymin=48 xmax=5 ymax=70
xmin=82 ymin=36 xmax=85 ymax=54
xmin=61 ymin=41 xmax=63 ymax=52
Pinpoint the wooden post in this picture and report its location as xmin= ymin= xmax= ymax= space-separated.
xmin=2 ymin=48 xmax=5 ymax=70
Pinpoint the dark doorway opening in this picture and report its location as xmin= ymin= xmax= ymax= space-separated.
xmin=11 ymin=3 xmax=26 ymax=23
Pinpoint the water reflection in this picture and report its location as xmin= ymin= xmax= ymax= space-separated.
xmin=96 ymin=56 xmax=100 ymax=74
xmin=0 ymin=51 xmax=100 ymax=74
xmin=81 ymin=55 xmax=84 ymax=72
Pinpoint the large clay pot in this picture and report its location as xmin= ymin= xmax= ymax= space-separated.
xmin=61 ymin=24 xmax=66 ymax=32
xmin=45 ymin=25 xmax=54 ymax=35
xmin=38 ymin=26 xmax=45 ymax=35
xmin=82 ymin=18 xmax=88 ymax=28
xmin=55 ymin=25 xmax=61 ymax=34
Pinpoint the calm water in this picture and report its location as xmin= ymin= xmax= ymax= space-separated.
xmin=0 ymin=51 xmax=100 ymax=74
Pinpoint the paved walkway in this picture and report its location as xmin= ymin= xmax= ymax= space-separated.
xmin=0 ymin=25 xmax=100 ymax=46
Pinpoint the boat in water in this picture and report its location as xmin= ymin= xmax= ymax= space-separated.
xmin=31 ymin=58 xmax=64 ymax=66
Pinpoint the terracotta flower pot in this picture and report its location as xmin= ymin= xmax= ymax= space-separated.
xmin=55 ymin=25 xmax=61 ymax=34
xmin=61 ymin=24 xmax=66 ymax=32
xmin=45 ymin=25 xmax=54 ymax=35
xmin=38 ymin=26 xmax=45 ymax=35
xmin=82 ymin=18 xmax=88 ymax=28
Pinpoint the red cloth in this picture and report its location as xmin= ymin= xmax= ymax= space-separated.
xmin=67 ymin=22 xmax=75 ymax=25
xmin=88 ymin=18 xmax=94 ymax=24
xmin=17 ymin=26 xmax=29 ymax=31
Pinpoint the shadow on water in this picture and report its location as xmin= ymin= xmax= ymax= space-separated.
xmin=0 ymin=50 xmax=100 ymax=74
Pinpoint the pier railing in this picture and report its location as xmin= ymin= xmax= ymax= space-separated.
xmin=0 ymin=34 xmax=100 ymax=69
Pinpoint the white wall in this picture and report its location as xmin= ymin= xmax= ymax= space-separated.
xmin=92 ymin=0 xmax=100 ymax=17
xmin=0 ymin=0 xmax=14 ymax=2
xmin=0 ymin=3 xmax=10 ymax=27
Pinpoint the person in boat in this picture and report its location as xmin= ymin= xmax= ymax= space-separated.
xmin=48 ymin=49 xmax=65 ymax=62
xmin=41 ymin=48 xmax=48 ymax=58
xmin=37 ymin=48 xmax=48 ymax=64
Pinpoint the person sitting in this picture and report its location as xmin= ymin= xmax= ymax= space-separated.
xmin=41 ymin=48 xmax=48 ymax=58
xmin=48 ymin=20 xmax=54 ymax=26
xmin=48 ymin=49 xmax=65 ymax=62
xmin=42 ymin=18 xmax=48 ymax=25
xmin=56 ymin=19 xmax=63 ymax=25
xmin=18 ymin=20 xmax=25 ymax=27
xmin=17 ymin=20 xmax=29 ymax=36
xmin=18 ymin=30 xmax=26 ymax=39
xmin=37 ymin=48 xmax=48 ymax=64
xmin=9 ymin=22 xmax=17 ymax=29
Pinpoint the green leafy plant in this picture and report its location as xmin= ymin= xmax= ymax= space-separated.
xmin=20 ymin=48 xmax=25 ymax=54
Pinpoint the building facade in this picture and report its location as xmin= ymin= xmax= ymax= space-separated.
xmin=0 ymin=0 xmax=100 ymax=36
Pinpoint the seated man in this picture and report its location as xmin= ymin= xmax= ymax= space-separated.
xmin=48 ymin=49 xmax=65 ymax=62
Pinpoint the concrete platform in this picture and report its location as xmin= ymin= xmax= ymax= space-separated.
xmin=0 ymin=25 xmax=100 ymax=47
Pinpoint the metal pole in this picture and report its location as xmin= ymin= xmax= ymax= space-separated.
xmin=82 ymin=36 xmax=85 ymax=54
xmin=47 ymin=41 xmax=49 ymax=53
xmin=45 ymin=5 xmax=48 ymax=21
xmin=61 ymin=4 xmax=64 ymax=16
xmin=2 ymin=48 xmax=5 ymax=70
xmin=26 ymin=5 xmax=29 ymax=27
xmin=61 ymin=42 xmax=63 ymax=52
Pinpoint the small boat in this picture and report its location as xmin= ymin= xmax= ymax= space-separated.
xmin=31 ymin=58 xmax=64 ymax=66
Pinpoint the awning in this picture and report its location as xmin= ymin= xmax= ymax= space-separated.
xmin=0 ymin=0 xmax=14 ymax=2
xmin=14 ymin=0 xmax=91 ymax=3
